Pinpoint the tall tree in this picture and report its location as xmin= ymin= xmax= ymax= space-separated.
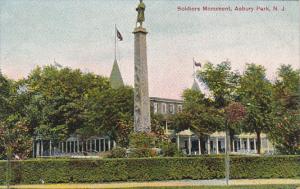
xmin=22 ymin=65 xmax=110 ymax=141
xmin=238 ymin=63 xmax=273 ymax=154
xmin=197 ymin=61 xmax=240 ymax=149
xmin=172 ymin=89 xmax=224 ymax=153
xmin=270 ymin=65 xmax=300 ymax=154
xmin=82 ymin=86 xmax=134 ymax=141
xmin=0 ymin=74 xmax=12 ymax=120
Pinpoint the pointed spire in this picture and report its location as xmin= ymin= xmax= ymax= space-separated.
xmin=191 ymin=79 xmax=200 ymax=91
xmin=109 ymin=59 xmax=124 ymax=89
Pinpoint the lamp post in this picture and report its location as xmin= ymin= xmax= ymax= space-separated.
xmin=224 ymin=102 xmax=246 ymax=186
xmin=3 ymin=126 xmax=12 ymax=189
xmin=225 ymin=119 xmax=230 ymax=185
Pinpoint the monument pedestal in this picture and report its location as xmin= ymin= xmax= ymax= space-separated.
xmin=133 ymin=26 xmax=151 ymax=133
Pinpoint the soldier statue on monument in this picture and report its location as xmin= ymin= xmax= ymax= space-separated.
xmin=136 ymin=0 xmax=145 ymax=28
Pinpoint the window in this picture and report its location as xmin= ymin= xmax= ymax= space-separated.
xmin=177 ymin=105 xmax=183 ymax=112
xmin=169 ymin=104 xmax=175 ymax=114
xmin=161 ymin=103 xmax=167 ymax=114
xmin=153 ymin=102 xmax=158 ymax=114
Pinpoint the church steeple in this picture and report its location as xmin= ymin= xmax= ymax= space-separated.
xmin=191 ymin=79 xmax=201 ymax=91
xmin=109 ymin=59 xmax=124 ymax=89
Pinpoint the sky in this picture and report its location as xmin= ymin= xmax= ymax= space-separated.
xmin=0 ymin=0 xmax=299 ymax=99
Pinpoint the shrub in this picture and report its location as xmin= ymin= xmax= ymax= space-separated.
xmin=109 ymin=147 xmax=127 ymax=158
xmin=129 ymin=148 xmax=152 ymax=158
xmin=160 ymin=142 xmax=185 ymax=157
xmin=129 ymin=132 xmax=157 ymax=148
xmin=0 ymin=155 xmax=299 ymax=184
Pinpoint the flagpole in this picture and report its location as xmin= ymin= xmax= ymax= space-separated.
xmin=114 ymin=24 xmax=117 ymax=61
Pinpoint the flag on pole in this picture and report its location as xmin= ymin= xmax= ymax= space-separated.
xmin=194 ymin=59 xmax=201 ymax=67
xmin=116 ymin=28 xmax=123 ymax=41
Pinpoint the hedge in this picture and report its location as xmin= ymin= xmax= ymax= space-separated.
xmin=0 ymin=156 xmax=299 ymax=184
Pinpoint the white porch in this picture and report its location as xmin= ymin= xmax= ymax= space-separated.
xmin=33 ymin=135 xmax=116 ymax=157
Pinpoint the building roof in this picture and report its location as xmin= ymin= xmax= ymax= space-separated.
xmin=109 ymin=59 xmax=124 ymax=89
xmin=177 ymin=128 xmax=195 ymax=136
xmin=150 ymin=97 xmax=183 ymax=103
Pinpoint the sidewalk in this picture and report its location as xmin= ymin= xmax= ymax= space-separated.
xmin=0 ymin=179 xmax=299 ymax=188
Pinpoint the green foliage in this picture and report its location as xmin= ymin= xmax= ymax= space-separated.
xmin=82 ymin=86 xmax=133 ymax=140
xmin=194 ymin=61 xmax=240 ymax=149
xmin=0 ymin=114 xmax=32 ymax=159
xmin=150 ymin=113 xmax=165 ymax=137
xmin=270 ymin=65 xmax=300 ymax=154
xmin=197 ymin=61 xmax=240 ymax=108
xmin=21 ymin=65 xmax=110 ymax=140
xmin=237 ymin=64 xmax=273 ymax=154
xmin=172 ymin=89 xmax=224 ymax=135
xmin=128 ymin=148 xmax=154 ymax=158
xmin=0 ymin=74 xmax=12 ymax=120
xmin=128 ymin=133 xmax=158 ymax=158
xmin=109 ymin=147 xmax=127 ymax=158
xmin=160 ymin=141 xmax=183 ymax=157
xmin=129 ymin=133 xmax=157 ymax=149
xmin=115 ymin=114 xmax=134 ymax=148
xmin=0 ymin=156 xmax=298 ymax=184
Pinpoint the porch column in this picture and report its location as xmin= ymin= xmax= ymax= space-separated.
xmin=103 ymin=139 xmax=106 ymax=152
xmin=254 ymin=138 xmax=257 ymax=153
xmin=198 ymin=138 xmax=201 ymax=155
xmin=216 ymin=137 xmax=219 ymax=154
xmin=73 ymin=141 xmax=76 ymax=153
xmin=49 ymin=140 xmax=52 ymax=156
xmin=113 ymin=141 xmax=116 ymax=149
xmin=177 ymin=135 xmax=180 ymax=150
xmin=188 ymin=136 xmax=191 ymax=155
xmin=207 ymin=137 xmax=210 ymax=154
xmin=41 ymin=140 xmax=44 ymax=156
xmin=32 ymin=139 xmax=35 ymax=158
xmin=224 ymin=134 xmax=227 ymax=153
xmin=98 ymin=139 xmax=101 ymax=152
xmin=247 ymin=138 xmax=250 ymax=152
xmin=77 ymin=139 xmax=80 ymax=153
xmin=70 ymin=141 xmax=72 ymax=153
xmin=239 ymin=138 xmax=242 ymax=151
xmin=108 ymin=139 xmax=111 ymax=151
xmin=36 ymin=141 xmax=40 ymax=157
xmin=90 ymin=140 xmax=92 ymax=152
xmin=267 ymin=139 xmax=270 ymax=153
xmin=232 ymin=139 xmax=235 ymax=152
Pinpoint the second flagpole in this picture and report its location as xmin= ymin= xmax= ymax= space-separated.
xmin=114 ymin=24 xmax=117 ymax=61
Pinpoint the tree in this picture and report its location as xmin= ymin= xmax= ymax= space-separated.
xmin=237 ymin=64 xmax=273 ymax=154
xmin=115 ymin=113 xmax=133 ymax=148
xmin=0 ymin=114 xmax=32 ymax=159
xmin=82 ymin=86 xmax=134 ymax=141
xmin=22 ymin=65 xmax=110 ymax=141
xmin=172 ymin=89 xmax=224 ymax=153
xmin=270 ymin=65 xmax=300 ymax=154
xmin=197 ymin=61 xmax=240 ymax=149
xmin=197 ymin=61 xmax=240 ymax=108
xmin=0 ymin=74 xmax=12 ymax=120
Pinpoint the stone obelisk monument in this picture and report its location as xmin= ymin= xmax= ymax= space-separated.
xmin=133 ymin=0 xmax=151 ymax=133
